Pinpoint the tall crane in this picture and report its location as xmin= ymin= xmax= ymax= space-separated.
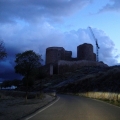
xmin=88 ymin=27 xmax=100 ymax=62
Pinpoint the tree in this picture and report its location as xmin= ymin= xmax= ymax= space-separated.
xmin=14 ymin=50 xmax=42 ymax=101
xmin=1 ymin=79 xmax=21 ymax=89
xmin=0 ymin=40 xmax=7 ymax=60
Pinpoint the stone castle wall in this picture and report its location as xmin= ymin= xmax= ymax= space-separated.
xmin=58 ymin=60 xmax=108 ymax=74
xmin=46 ymin=47 xmax=72 ymax=64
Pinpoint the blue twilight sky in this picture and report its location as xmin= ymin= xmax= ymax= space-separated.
xmin=0 ymin=0 xmax=120 ymax=81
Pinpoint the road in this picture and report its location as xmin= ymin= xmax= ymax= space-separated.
xmin=26 ymin=94 xmax=120 ymax=120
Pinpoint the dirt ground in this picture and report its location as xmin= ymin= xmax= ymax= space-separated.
xmin=0 ymin=93 xmax=56 ymax=120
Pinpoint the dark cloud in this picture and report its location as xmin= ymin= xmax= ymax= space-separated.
xmin=0 ymin=25 xmax=119 ymax=81
xmin=0 ymin=59 xmax=22 ymax=81
xmin=0 ymin=0 xmax=92 ymax=23
xmin=0 ymin=0 xmax=119 ymax=81
xmin=98 ymin=0 xmax=120 ymax=13
xmin=0 ymin=47 xmax=21 ymax=81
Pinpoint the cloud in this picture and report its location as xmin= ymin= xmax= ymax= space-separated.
xmin=0 ymin=21 xmax=65 ymax=80
xmin=0 ymin=60 xmax=22 ymax=81
xmin=64 ymin=28 xmax=119 ymax=65
xmin=0 ymin=0 xmax=119 ymax=81
xmin=0 ymin=22 xmax=119 ymax=81
xmin=98 ymin=0 xmax=120 ymax=13
xmin=88 ymin=28 xmax=119 ymax=64
xmin=0 ymin=0 xmax=92 ymax=23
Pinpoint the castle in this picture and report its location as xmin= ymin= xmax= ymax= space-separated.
xmin=44 ymin=43 xmax=107 ymax=75
xmin=46 ymin=43 xmax=96 ymax=64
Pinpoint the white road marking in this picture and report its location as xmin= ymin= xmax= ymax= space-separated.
xmin=25 ymin=97 xmax=60 ymax=120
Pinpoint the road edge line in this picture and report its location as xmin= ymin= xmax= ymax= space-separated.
xmin=24 ymin=97 xmax=60 ymax=120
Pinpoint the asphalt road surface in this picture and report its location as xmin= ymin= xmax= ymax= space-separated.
xmin=26 ymin=94 xmax=120 ymax=120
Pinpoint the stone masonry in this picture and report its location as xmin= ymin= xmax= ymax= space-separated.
xmin=44 ymin=43 xmax=106 ymax=75
xmin=46 ymin=47 xmax=72 ymax=64
xmin=46 ymin=43 xmax=96 ymax=65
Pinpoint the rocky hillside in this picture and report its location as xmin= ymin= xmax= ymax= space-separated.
xmin=56 ymin=65 xmax=120 ymax=93
xmin=32 ymin=65 xmax=120 ymax=94
xmin=32 ymin=65 xmax=120 ymax=105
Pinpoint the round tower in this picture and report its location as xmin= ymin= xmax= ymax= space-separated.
xmin=77 ymin=43 xmax=95 ymax=61
xmin=46 ymin=47 xmax=65 ymax=64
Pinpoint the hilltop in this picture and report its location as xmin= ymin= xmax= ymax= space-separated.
xmin=33 ymin=65 xmax=120 ymax=94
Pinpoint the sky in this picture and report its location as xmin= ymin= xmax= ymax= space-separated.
xmin=0 ymin=0 xmax=120 ymax=81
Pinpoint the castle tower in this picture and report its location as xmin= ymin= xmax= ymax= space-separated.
xmin=46 ymin=47 xmax=65 ymax=64
xmin=77 ymin=43 xmax=96 ymax=61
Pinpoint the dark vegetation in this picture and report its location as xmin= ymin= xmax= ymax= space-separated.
xmin=16 ymin=65 xmax=119 ymax=95
xmin=0 ymin=40 xmax=7 ymax=60
xmin=14 ymin=50 xmax=43 ymax=101
xmin=0 ymin=79 xmax=21 ymax=88
xmin=39 ymin=65 xmax=120 ymax=106
xmin=0 ymin=44 xmax=50 ymax=101
xmin=56 ymin=66 xmax=120 ymax=93
xmin=35 ymin=66 xmax=109 ymax=90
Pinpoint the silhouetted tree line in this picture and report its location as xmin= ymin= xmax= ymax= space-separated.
xmin=1 ymin=79 xmax=21 ymax=88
